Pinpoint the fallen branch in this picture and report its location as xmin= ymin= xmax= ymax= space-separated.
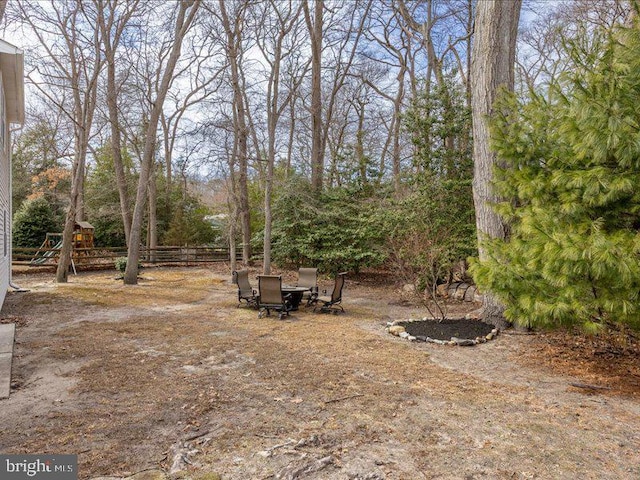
xmin=257 ymin=439 xmax=296 ymax=458
xmin=569 ymin=382 xmax=612 ymax=391
xmin=275 ymin=455 xmax=334 ymax=480
xmin=324 ymin=393 xmax=363 ymax=404
xmin=168 ymin=430 xmax=213 ymax=473
xmin=168 ymin=443 xmax=199 ymax=473
xmin=184 ymin=430 xmax=211 ymax=442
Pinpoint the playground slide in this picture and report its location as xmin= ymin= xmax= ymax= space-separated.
xmin=30 ymin=240 xmax=63 ymax=265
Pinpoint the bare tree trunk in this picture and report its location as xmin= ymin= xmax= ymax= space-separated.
xmin=160 ymin=113 xmax=175 ymax=232
xmin=354 ymin=98 xmax=367 ymax=185
xmin=263 ymin=159 xmax=274 ymax=274
xmin=303 ymin=0 xmax=371 ymax=191
xmin=56 ymin=157 xmax=83 ymax=283
xmin=256 ymin=0 xmax=303 ymax=274
xmin=161 ymin=113 xmax=173 ymax=204
xmin=391 ymin=66 xmax=405 ymax=192
xmin=226 ymin=153 xmax=239 ymax=273
xmin=107 ymin=61 xmax=133 ymax=245
xmin=76 ymin=173 xmax=85 ymax=222
xmin=327 ymin=121 xmax=347 ymax=187
xmin=0 ymin=1 xmax=6 ymax=23
xmin=471 ymin=0 xmax=522 ymax=328
xmin=58 ymin=111 xmax=92 ymax=284
xmin=124 ymin=0 xmax=200 ymax=284
xmin=237 ymin=94 xmax=251 ymax=267
xmin=465 ymin=0 xmax=473 ymax=108
xmin=95 ymin=0 xmax=139 ymax=247
xmin=303 ymin=0 xmax=323 ymax=191
xmin=226 ymin=168 xmax=239 ymax=273
xmin=263 ymin=75 xmax=276 ymax=274
xmin=219 ymin=0 xmax=252 ymax=265
xmin=286 ymin=100 xmax=295 ymax=175
xmin=228 ymin=219 xmax=237 ymax=272
xmin=148 ymin=162 xmax=158 ymax=262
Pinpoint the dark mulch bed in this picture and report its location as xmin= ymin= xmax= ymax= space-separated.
xmin=400 ymin=318 xmax=494 ymax=341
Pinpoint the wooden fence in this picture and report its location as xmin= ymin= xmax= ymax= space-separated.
xmin=12 ymin=245 xmax=243 ymax=269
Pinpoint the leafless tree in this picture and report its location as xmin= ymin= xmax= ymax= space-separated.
xmin=160 ymin=19 xmax=226 ymax=209
xmin=361 ymin=1 xmax=415 ymax=191
xmin=302 ymin=0 xmax=373 ymax=191
xmin=516 ymin=0 xmax=633 ymax=93
xmin=302 ymin=0 xmax=323 ymax=191
xmin=396 ymin=0 xmax=474 ymax=171
xmin=213 ymin=0 xmax=254 ymax=265
xmin=252 ymin=0 xmax=308 ymax=273
xmin=15 ymin=0 xmax=105 ymax=283
xmin=94 ymin=0 xmax=142 ymax=247
xmin=124 ymin=0 xmax=200 ymax=285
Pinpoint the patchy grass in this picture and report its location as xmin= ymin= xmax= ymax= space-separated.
xmin=50 ymin=270 xmax=223 ymax=308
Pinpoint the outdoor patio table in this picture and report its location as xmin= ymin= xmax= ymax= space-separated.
xmin=281 ymin=286 xmax=310 ymax=310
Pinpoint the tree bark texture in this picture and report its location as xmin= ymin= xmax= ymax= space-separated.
xmin=147 ymin=163 xmax=158 ymax=262
xmin=226 ymin=153 xmax=239 ymax=273
xmin=56 ymin=159 xmax=83 ymax=283
xmin=471 ymin=0 xmax=522 ymax=328
xmin=304 ymin=0 xmax=324 ymax=191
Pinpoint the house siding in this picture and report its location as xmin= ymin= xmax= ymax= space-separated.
xmin=0 ymin=71 xmax=8 ymax=309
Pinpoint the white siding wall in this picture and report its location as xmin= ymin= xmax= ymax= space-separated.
xmin=0 ymin=71 xmax=8 ymax=310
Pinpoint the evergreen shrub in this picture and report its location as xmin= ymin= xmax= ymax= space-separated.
xmin=269 ymin=180 xmax=386 ymax=273
xmin=470 ymin=24 xmax=640 ymax=332
xmin=163 ymin=194 xmax=218 ymax=246
xmin=13 ymin=196 xmax=61 ymax=248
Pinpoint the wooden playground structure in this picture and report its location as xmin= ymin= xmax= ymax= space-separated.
xmin=14 ymin=221 xmax=242 ymax=271
xmin=30 ymin=221 xmax=95 ymax=266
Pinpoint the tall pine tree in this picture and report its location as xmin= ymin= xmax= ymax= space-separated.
xmin=470 ymin=21 xmax=640 ymax=332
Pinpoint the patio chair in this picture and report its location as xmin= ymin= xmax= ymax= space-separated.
xmin=257 ymin=275 xmax=293 ymax=320
xmin=297 ymin=267 xmax=318 ymax=307
xmin=232 ymin=269 xmax=257 ymax=308
xmin=313 ymin=272 xmax=347 ymax=314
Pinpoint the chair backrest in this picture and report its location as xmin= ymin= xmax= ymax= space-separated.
xmin=233 ymin=270 xmax=253 ymax=297
xmin=297 ymin=268 xmax=318 ymax=290
xmin=258 ymin=275 xmax=283 ymax=305
xmin=331 ymin=272 xmax=347 ymax=303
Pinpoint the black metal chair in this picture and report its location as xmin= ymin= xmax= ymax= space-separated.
xmin=257 ymin=275 xmax=293 ymax=320
xmin=297 ymin=267 xmax=318 ymax=307
xmin=313 ymin=272 xmax=347 ymax=314
xmin=232 ymin=269 xmax=257 ymax=308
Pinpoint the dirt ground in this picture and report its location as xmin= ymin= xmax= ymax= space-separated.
xmin=1 ymin=265 xmax=639 ymax=480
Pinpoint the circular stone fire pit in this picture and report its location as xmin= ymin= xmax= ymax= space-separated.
xmin=386 ymin=317 xmax=498 ymax=346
